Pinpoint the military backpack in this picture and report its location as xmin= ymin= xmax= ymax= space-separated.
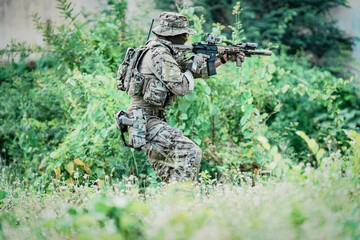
xmin=116 ymin=46 xmax=150 ymax=96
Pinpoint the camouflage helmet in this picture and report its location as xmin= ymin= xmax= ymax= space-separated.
xmin=152 ymin=12 xmax=196 ymax=37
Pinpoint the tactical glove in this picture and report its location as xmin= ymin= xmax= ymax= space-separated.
xmin=187 ymin=53 xmax=209 ymax=74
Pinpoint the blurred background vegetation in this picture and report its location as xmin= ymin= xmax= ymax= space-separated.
xmin=155 ymin=0 xmax=356 ymax=77
xmin=1 ymin=1 xmax=360 ymax=239
xmin=0 ymin=0 xmax=359 ymax=187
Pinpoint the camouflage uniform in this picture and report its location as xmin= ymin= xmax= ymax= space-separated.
xmin=126 ymin=12 xmax=205 ymax=182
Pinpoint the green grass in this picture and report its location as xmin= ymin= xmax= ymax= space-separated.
xmin=1 ymin=163 xmax=359 ymax=240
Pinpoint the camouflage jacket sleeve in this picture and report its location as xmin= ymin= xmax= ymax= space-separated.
xmin=149 ymin=46 xmax=192 ymax=96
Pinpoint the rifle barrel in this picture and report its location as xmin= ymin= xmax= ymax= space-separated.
xmin=245 ymin=50 xmax=272 ymax=56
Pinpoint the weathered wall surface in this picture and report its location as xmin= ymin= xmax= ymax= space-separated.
xmin=0 ymin=0 xmax=106 ymax=48
xmin=0 ymin=0 xmax=359 ymax=70
xmin=329 ymin=0 xmax=360 ymax=67
xmin=0 ymin=0 xmax=160 ymax=49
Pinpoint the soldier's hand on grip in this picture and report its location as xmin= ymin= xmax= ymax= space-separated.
xmin=187 ymin=53 xmax=209 ymax=74
xmin=224 ymin=52 xmax=245 ymax=63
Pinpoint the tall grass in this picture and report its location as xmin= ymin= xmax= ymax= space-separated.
xmin=1 ymin=158 xmax=359 ymax=240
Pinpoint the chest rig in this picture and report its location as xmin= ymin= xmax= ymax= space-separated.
xmin=117 ymin=41 xmax=175 ymax=108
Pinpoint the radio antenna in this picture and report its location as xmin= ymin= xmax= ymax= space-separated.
xmin=146 ymin=19 xmax=155 ymax=43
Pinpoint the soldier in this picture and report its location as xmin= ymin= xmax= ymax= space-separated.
xmin=116 ymin=12 xmax=244 ymax=182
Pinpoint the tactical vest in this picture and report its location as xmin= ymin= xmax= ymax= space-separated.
xmin=117 ymin=44 xmax=174 ymax=108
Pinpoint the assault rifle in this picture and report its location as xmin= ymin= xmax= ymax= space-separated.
xmin=172 ymin=33 xmax=272 ymax=76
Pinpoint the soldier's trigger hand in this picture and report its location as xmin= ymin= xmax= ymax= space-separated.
xmin=187 ymin=53 xmax=208 ymax=73
xmin=190 ymin=53 xmax=210 ymax=62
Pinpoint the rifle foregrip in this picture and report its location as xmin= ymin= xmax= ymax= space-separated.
xmin=236 ymin=57 xmax=242 ymax=67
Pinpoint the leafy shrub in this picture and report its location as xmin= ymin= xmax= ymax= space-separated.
xmin=0 ymin=2 xmax=359 ymax=185
xmin=0 ymin=1 xmax=359 ymax=239
xmin=154 ymin=0 xmax=354 ymax=76
xmin=1 ymin=141 xmax=359 ymax=240
xmin=171 ymin=7 xmax=360 ymax=178
xmin=0 ymin=0 xmax=151 ymax=185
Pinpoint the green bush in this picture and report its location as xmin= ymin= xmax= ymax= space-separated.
xmin=0 ymin=2 xmax=359 ymax=185
xmin=0 ymin=2 xmax=359 ymax=237
xmin=0 ymin=0 xmax=151 ymax=185
xmin=155 ymin=0 xmax=354 ymax=76
xmin=0 ymin=134 xmax=359 ymax=240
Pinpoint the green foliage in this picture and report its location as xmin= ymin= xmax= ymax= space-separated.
xmin=169 ymin=8 xmax=360 ymax=179
xmin=1 ymin=152 xmax=360 ymax=239
xmin=0 ymin=2 xmax=360 ymax=238
xmin=44 ymin=193 xmax=147 ymax=239
xmin=241 ymin=0 xmax=354 ymax=76
xmin=344 ymin=130 xmax=360 ymax=182
xmin=0 ymin=0 xmax=152 ymax=185
xmin=155 ymin=0 xmax=354 ymax=76
xmin=153 ymin=0 xmax=178 ymax=11
xmin=0 ymin=2 xmax=359 ymax=186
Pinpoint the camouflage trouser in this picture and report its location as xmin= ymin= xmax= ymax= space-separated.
xmin=141 ymin=120 xmax=202 ymax=182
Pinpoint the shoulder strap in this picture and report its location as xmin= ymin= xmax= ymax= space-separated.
xmin=133 ymin=47 xmax=150 ymax=73
xmin=155 ymin=38 xmax=175 ymax=55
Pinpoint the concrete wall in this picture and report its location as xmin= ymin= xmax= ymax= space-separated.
xmin=329 ymin=0 xmax=360 ymax=65
xmin=0 ymin=0 xmax=160 ymax=49
xmin=0 ymin=0 xmax=107 ymax=48
xmin=0 ymin=0 xmax=359 ymax=68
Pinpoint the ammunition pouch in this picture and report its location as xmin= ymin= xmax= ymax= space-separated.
xmin=128 ymin=71 xmax=148 ymax=97
xmin=117 ymin=45 xmax=174 ymax=108
xmin=143 ymin=78 xmax=168 ymax=107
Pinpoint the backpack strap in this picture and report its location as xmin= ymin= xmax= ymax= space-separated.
xmin=131 ymin=46 xmax=150 ymax=76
